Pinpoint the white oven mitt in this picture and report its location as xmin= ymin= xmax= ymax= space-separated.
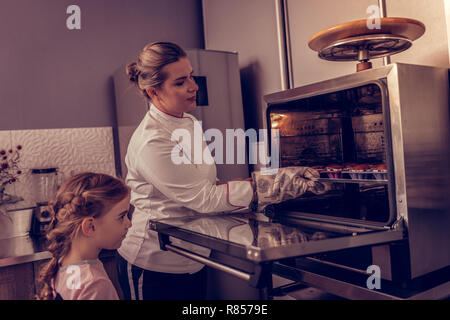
xmin=252 ymin=166 xmax=329 ymax=211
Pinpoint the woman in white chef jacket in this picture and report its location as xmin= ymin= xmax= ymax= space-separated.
xmin=116 ymin=42 xmax=255 ymax=300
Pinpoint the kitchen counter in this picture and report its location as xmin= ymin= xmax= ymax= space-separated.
xmin=0 ymin=235 xmax=50 ymax=268
xmin=0 ymin=235 xmax=117 ymax=268
xmin=3 ymin=200 xmax=36 ymax=212
xmin=0 ymin=234 xmax=121 ymax=300
xmin=1 ymin=201 xmax=117 ymax=269
xmin=0 ymin=200 xmax=48 ymax=267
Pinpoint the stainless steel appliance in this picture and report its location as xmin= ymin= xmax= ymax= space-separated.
xmin=262 ymin=62 xmax=450 ymax=293
xmin=150 ymin=63 xmax=450 ymax=299
xmin=30 ymin=168 xmax=58 ymax=237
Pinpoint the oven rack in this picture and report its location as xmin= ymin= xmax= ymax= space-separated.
xmin=317 ymin=177 xmax=388 ymax=184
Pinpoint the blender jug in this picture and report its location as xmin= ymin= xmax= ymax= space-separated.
xmin=31 ymin=168 xmax=58 ymax=205
xmin=30 ymin=168 xmax=59 ymax=237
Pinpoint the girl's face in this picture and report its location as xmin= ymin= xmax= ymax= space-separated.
xmin=148 ymin=57 xmax=199 ymax=117
xmin=94 ymin=195 xmax=132 ymax=250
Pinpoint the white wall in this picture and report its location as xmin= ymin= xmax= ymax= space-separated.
xmin=387 ymin=0 xmax=449 ymax=67
xmin=442 ymin=0 xmax=450 ymax=65
xmin=287 ymin=0 xmax=380 ymax=87
xmin=202 ymin=0 xmax=284 ymax=131
xmin=288 ymin=0 xmax=449 ymax=87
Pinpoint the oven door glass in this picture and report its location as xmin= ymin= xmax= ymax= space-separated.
xmin=267 ymin=82 xmax=395 ymax=226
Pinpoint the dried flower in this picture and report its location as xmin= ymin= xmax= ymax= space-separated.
xmin=0 ymin=145 xmax=23 ymax=187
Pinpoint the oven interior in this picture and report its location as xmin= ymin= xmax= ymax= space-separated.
xmin=267 ymin=83 xmax=395 ymax=225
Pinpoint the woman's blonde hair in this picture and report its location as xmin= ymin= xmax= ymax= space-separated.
xmin=37 ymin=172 xmax=129 ymax=300
xmin=126 ymin=41 xmax=187 ymax=101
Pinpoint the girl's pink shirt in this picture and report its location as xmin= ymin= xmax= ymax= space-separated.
xmin=54 ymin=259 xmax=119 ymax=300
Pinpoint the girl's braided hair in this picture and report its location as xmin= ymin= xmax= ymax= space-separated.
xmin=36 ymin=172 xmax=129 ymax=300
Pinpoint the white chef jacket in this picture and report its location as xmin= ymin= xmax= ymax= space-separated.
xmin=118 ymin=104 xmax=253 ymax=274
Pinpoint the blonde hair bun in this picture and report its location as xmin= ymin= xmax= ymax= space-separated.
xmin=126 ymin=62 xmax=140 ymax=83
xmin=126 ymin=42 xmax=187 ymax=101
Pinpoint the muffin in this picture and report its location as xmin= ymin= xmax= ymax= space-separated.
xmin=352 ymin=164 xmax=371 ymax=171
xmin=325 ymin=164 xmax=343 ymax=178
xmin=371 ymin=163 xmax=387 ymax=171
xmin=370 ymin=163 xmax=387 ymax=180
xmin=345 ymin=163 xmax=370 ymax=179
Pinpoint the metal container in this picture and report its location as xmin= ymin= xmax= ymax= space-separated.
xmin=0 ymin=208 xmax=33 ymax=240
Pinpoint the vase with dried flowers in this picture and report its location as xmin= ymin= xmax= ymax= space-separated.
xmin=0 ymin=145 xmax=24 ymax=205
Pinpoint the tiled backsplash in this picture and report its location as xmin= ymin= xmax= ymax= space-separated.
xmin=0 ymin=127 xmax=116 ymax=203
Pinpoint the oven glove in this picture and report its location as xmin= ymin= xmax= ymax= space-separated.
xmin=252 ymin=166 xmax=329 ymax=212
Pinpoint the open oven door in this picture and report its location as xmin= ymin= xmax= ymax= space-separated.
xmin=150 ymin=211 xmax=406 ymax=299
xmin=150 ymin=211 xmax=404 ymax=264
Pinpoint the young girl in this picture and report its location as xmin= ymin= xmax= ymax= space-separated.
xmin=37 ymin=172 xmax=132 ymax=300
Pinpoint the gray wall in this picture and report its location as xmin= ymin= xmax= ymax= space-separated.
xmin=0 ymin=0 xmax=204 ymax=130
xmin=288 ymin=0 xmax=381 ymax=87
xmin=202 ymin=0 xmax=284 ymax=132
xmin=289 ymin=0 xmax=449 ymax=87
xmin=387 ymin=0 xmax=449 ymax=67
xmin=446 ymin=0 xmax=450 ymax=65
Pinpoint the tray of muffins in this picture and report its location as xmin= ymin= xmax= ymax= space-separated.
xmin=312 ymin=163 xmax=387 ymax=183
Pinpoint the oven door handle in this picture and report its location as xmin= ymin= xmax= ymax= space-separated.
xmin=163 ymin=242 xmax=252 ymax=282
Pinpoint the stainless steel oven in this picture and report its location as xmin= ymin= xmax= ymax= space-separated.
xmin=150 ymin=63 xmax=450 ymax=299
xmin=262 ymin=63 xmax=450 ymax=281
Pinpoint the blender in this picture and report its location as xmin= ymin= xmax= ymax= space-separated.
xmin=30 ymin=168 xmax=59 ymax=236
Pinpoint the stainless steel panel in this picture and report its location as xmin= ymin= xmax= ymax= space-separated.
xmin=387 ymin=63 xmax=450 ymax=278
xmin=186 ymin=50 xmax=249 ymax=181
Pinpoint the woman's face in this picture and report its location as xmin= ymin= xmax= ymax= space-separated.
xmin=148 ymin=57 xmax=199 ymax=117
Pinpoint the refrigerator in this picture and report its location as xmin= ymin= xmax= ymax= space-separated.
xmin=112 ymin=49 xmax=250 ymax=181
